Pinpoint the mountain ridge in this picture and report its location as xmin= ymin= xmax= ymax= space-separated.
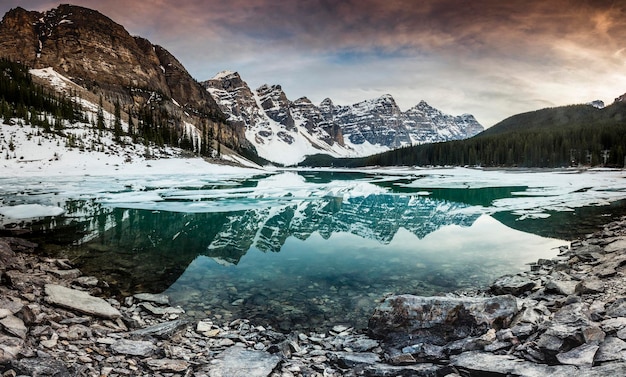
xmin=0 ymin=4 xmax=250 ymax=155
xmin=203 ymin=71 xmax=484 ymax=165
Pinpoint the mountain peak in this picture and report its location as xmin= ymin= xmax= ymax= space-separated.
xmin=212 ymin=70 xmax=239 ymax=80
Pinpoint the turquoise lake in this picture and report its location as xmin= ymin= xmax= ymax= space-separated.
xmin=2 ymin=168 xmax=626 ymax=331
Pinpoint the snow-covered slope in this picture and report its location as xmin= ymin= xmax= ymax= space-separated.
xmin=204 ymin=71 xmax=484 ymax=165
xmin=0 ymin=68 xmax=261 ymax=177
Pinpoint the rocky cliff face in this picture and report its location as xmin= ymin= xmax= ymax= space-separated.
xmin=0 ymin=5 xmax=248 ymax=151
xmin=204 ymin=72 xmax=484 ymax=165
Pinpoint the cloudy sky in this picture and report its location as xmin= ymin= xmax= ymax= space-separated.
xmin=2 ymin=0 xmax=626 ymax=126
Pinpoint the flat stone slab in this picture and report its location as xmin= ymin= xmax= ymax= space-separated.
xmin=134 ymin=292 xmax=170 ymax=305
xmin=451 ymin=351 xmax=579 ymax=377
xmin=44 ymin=284 xmax=121 ymax=319
xmin=111 ymin=339 xmax=156 ymax=357
xmin=605 ymin=238 xmax=626 ymax=253
xmin=147 ymin=358 xmax=189 ymax=372
xmin=369 ymin=294 xmax=518 ymax=343
xmin=0 ymin=315 xmax=26 ymax=339
xmin=205 ymin=346 xmax=280 ymax=377
xmin=130 ymin=319 xmax=188 ymax=339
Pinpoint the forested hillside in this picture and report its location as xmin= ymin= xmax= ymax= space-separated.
xmin=0 ymin=59 xmax=223 ymax=157
xmin=301 ymin=101 xmax=626 ymax=168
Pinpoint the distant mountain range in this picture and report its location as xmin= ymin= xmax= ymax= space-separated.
xmin=2 ymin=4 xmax=622 ymax=169
xmin=309 ymin=95 xmax=626 ymax=168
xmin=204 ymin=71 xmax=483 ymax=165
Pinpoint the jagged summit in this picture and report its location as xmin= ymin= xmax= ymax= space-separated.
xmin=203 ymin=72 xmax=484 ymax=165
xmin=213 ymin=70 xmax=239 ymax=80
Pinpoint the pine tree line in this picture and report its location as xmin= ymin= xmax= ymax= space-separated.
xmin=0 ymin=59 xmax=221 ymax=158
xmin=301 ymin=102 xmax=626 ymax=168
xmin=0 ymin=58 xmax=81 ymax=126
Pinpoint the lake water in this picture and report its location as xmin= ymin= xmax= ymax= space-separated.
xmin=2 ymin=168 xmax=626 ymax=331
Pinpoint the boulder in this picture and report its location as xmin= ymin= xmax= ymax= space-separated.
xmin=368 ymin=294 xmax=518 ymax=347
xmin=491 ymin=275 xmax=536 ymax=296
xmin=45 ymin=284 xmax=121 ymax=319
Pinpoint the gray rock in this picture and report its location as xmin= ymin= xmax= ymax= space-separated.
xmin=0 ymin=335 xmax=23 ymax=363
xmin=0 ymin=314 xmax=27 ymax=339
xmin=0 ymin=240 xmax=16 ymax=269
xmin=402 ymin=343 xmax=446 ymax=362
xmin=595 ymin=336 xmax=626 ymax=363
xmin=47 ymin=269 xmax=81 ymax=279
xmin=361 ymin=362 xmax=441 ymax=376
xmin=575 ymin=279 xmax=605 ymax=294
xmin=330 ymin=351 xmax=381 ymax=368
xmin=491 ymin=275 xmax=536 ymax=296
xmin=139 ymin=302 xmax=184 ymax=316
xmin=606 ymin=299 xmax=626 ymax=317
xmin=602 ymin=317 xmax=626 ymax=332
xmin=73 ymin=276 xmax=99 ymax=287
xmin=45 ymin=284 xmax=121 ymax=319
xmin=555 ymin=344 xmax=598 ymax=367
xmin=12 ymin=357 xmax=70 ymax=377
xmin=368 ymin=294 xmax=518 ymax=346
xmin=451 ymin=351 xmax=579 ymax=377
xmin=536 ymin=333 xmax=564 ymax=353
xmin=342 ymin=336 xmax=379 ymax=352
xmin=583 ymin=326 xmax=606 ymax=345
xmin=129 ymin=319 xmax=188 ymax=339
xmin=134 ymin=292 xmax=170 ymax=305
xmin=545 ymin=279 xmax=578 ymax=296
xmin=146 ymin=358 xmax=189 ymax=372
xmin=605 ymin=238 xmax=626 ymax=252
xmin=111 ymin=339 xmax=156 ymax=357
xmin=203 ymin=346 xmax=280 ymax=377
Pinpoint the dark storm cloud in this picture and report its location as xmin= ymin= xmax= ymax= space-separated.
xmin=1 ymin=0 xmax=626 ymax=125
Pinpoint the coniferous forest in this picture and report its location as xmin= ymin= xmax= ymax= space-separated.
xmin=3 ymin=55 xmax=626 ymax=168
xmin=0 ymin=59 xmax=221 ymax=157
xmin=301 ymin=101 xmax=626 ymax=168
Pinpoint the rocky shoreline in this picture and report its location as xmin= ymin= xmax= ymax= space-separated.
xmin=3 ymin=217 xmax=626 ymax=376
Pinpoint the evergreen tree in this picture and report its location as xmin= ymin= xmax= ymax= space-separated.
xmin=97 ymin=95 xmax=105 ymax=131
xmin=113 ymin=99 xmax=122 ymax=142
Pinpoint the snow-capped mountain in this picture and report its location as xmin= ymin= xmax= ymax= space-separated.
xmin=204 ymin=71 xmax=484 ymax=165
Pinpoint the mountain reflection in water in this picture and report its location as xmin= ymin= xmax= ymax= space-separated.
xmin=7 ymin=170 xmax=621 ymax=330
